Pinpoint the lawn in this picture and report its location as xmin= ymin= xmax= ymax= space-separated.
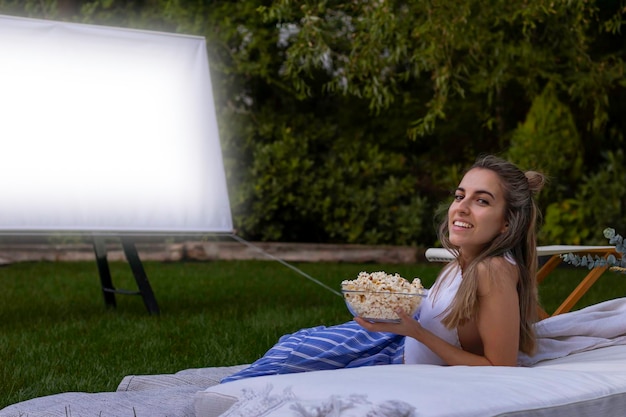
xmin=1 ymin=258 xmax=624 ymax=408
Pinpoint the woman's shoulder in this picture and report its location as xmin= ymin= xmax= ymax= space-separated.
xmin=475 ymin=256 xmax=519 ymax=293
xmin=477 ymin=253 xmax=516 ymax=269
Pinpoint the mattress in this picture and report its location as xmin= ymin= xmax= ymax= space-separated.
xmin=195 ymin=345 xmax=626 ymax=417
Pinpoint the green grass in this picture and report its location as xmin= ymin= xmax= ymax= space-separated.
xmin=1 ymin=259 xmax=624 ymax=408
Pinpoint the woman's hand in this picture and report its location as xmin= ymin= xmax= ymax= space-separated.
xmin=354 ymin=308 xmax=422 ymax=338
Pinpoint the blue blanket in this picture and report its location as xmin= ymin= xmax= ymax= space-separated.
xmin=221 ymin=321 xmax=404 ymax=383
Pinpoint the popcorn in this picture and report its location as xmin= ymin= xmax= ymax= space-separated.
xmin=341 ymin=271 xmax=425 ymax=321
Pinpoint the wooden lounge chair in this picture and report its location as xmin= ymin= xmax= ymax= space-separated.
xmin=425 ymin=245 xmax=618 ymax=318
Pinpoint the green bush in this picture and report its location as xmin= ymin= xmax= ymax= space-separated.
xmin=541 ymin=150 xmax=626 ymax=245
xmin=233 ymin=111 xmax=432 ymax=245
xmin=506 ymin=83 xmax=583 ymax=206
xmin=540 ymin=199 xmax=592 ymax=245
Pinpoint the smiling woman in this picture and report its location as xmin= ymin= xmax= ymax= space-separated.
xmin=423 ymin=155 xmax=547 ymax=362
xmin=219 ymin=155 xmax=547 ymax=384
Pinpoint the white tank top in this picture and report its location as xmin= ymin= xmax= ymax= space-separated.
xmin=403 ymin=264 xmax=462 ymax=365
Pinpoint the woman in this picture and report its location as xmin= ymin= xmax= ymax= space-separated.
xmin=358 ymin=155 xmax=545 ymax=366
xmin=221 ymin=155 xmax=544 ymax=383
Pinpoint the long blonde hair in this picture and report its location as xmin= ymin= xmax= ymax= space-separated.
xmin=436 ymin=155 xmax=545 ymax=355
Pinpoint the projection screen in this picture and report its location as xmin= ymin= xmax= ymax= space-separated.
xmin=0 ymin=15 xmax=233 ymax=235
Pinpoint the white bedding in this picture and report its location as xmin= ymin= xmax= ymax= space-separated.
xmin=195 ymin=345 xmax=626 ymax=417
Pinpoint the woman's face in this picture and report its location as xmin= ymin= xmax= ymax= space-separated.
xmin=448 ymin=168 xmax=508 ymax=261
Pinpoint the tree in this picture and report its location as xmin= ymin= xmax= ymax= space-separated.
xmin=252 ymin=0 xmax=626 ymax=244
xmin=260 ymin=0 xmax=625 ymax=140
xmin=506 ymin=82 xmax=584 ymax=205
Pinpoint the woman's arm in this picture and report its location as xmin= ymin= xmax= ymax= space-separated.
xmin=471 ymin=257 xmax=520 ymax=365
xmin=355 ymin=257 xmax=520 ymax=366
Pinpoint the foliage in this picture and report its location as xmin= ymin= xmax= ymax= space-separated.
xmin=506 ymin=83 xmax=583 ymax=204
xmin=231 ymin=0 xmax=626 ymax=245
xmin=235 ymin=110 xmax=432 ymax=244
xmin=541 ymin=150 xmax=626 ymax=245
xmin=575 ymin=150 xmax=626 ymax=238
xmin=259 ymin=0 xmax=626 ymax=138
xmin=506 ymin=82 xmax=586 ymax=246
xmin=250 ymin=0 xmax=626 ymax=248
xmin=561 ymin=228 xmax=626 ymax=273
xmin=540 ymin=199 xmax=592 ymax=246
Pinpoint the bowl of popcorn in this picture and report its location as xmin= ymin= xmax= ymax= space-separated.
xmin=341 ymin=271 xmax=426 ymax=323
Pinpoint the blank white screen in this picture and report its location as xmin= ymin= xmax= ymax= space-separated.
xmin=0 ymin=15 xmax=233 ymax=234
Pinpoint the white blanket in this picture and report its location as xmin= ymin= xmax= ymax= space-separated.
xmin=519 ymin=297 xmax=626 ymax=365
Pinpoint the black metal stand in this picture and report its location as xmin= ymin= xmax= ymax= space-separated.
xmin=92 ymin=236 xmax=160 ymax=315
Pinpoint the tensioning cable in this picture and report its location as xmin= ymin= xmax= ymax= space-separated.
xmin=229 ymin=234 xmax=343 ymax=297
